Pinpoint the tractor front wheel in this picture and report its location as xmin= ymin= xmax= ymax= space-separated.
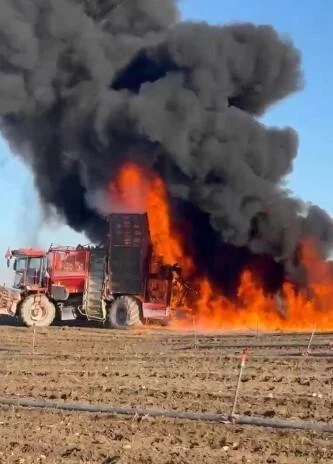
xmin=20 ymin=295 xmax=56 ymax=328
xmin=108 ymin=296 xmax=142 ymax=330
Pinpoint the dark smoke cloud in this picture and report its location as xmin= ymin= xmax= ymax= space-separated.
xmin=0 ymin=0 xmax=332 ymax=292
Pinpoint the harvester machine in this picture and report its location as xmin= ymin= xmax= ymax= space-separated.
xmin=0 ymin=213 xmax=193 ymax=328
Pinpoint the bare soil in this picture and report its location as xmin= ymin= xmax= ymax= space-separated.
xmin=0 ymin=323 xmax=332 ymax=463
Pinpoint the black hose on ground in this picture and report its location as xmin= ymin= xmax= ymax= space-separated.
xmin=0 ymin=396 xmax=332 ymax=432
xmin=176 ymin=343 xmax=331 ymax=351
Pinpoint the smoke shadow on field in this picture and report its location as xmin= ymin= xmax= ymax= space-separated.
xmin=55 ymin=319 xmax=105 ymax=329
xmin=0 ymin=316 xmax=18 ymax=327
xmin=0 ymin=315 xmax=105 ymax=330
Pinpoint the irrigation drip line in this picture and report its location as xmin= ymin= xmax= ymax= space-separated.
xmin=236 ymin=352 xmax=333 ymax=359
xmin=277 ymin=351 xmax=333 ymax=358
xmin=166 ymin=333 xmax=333 ymax=343
xmin=175 ymin=343 xmax=332 ymax=352
xmin=1 ymin=351 xmax=332 ymax=361
xmin=0 ymin=396 xmax=332 ymax=433
xmin=167 ymin=331 xmax=333 ymax=338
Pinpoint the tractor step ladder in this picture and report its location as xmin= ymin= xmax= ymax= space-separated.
xmin=84 ymin=248 xmax=106 ymax=321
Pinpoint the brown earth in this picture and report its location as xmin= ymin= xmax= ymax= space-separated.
xmin=0 ymin=322 xmax=332 ymax=463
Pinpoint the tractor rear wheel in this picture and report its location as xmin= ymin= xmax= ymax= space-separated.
xmin=20 ymin=295 xmax=56 ymax=328
xmin=108 ymin=296 xmax=142 ymax=330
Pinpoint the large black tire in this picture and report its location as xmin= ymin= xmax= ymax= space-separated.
xmin=20 ymin=295 xmax=56 ymax=328
xmin=108 ymin=296 xmax=142 ymax=330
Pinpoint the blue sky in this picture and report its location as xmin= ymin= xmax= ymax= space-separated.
xmin=0 ymin=0 xmax=332 ymax=283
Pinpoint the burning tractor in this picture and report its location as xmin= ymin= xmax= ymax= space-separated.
xmin=0 ymin=213 xmax=193 ymax=328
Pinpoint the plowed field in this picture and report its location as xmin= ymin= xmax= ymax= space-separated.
xmin=0 ymin=322 xmax=332 ymax=463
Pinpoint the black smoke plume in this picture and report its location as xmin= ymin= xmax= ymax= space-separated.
xmin=0 ymin=0 xmax=332 ymax=295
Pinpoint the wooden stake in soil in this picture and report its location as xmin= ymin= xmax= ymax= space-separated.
xmin=256 ymin=317 xmax=260 ymax=339
xmin=231 ymin=348 xmax=249 ymax=418
xmin=192 ymin=315 xmax=198 ymax=350
xmin=305 ymin=325 xmax=316 ymax=355
xmin=32 ymin=323 xmax=36 ymax=356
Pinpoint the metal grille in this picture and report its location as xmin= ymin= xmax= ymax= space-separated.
xmin=108 ymin=213 xmax=150 ymax=295
xmin=109 ymin=214 xmax=146 ymax=247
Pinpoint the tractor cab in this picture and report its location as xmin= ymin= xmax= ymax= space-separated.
xmin=8 ymin=248 xmax=47 ymax=291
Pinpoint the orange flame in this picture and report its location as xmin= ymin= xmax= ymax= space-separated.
xmin=110 ymin=163 xmax=333 ymax=332
xmin=109 ymin=162 xmax=193 ymax=269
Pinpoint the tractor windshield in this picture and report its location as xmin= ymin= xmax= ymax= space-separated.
xmin=13 ymin=256 xmax=44 ymax=289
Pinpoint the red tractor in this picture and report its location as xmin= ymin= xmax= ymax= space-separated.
xmin=0 ymin=213 xmax=193 ymax=328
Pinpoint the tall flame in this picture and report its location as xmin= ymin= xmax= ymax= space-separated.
xmin=110 ymin=163 xmax=333 ymax=331
xmin=109 ymin=162 xmax=193 ymax=269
